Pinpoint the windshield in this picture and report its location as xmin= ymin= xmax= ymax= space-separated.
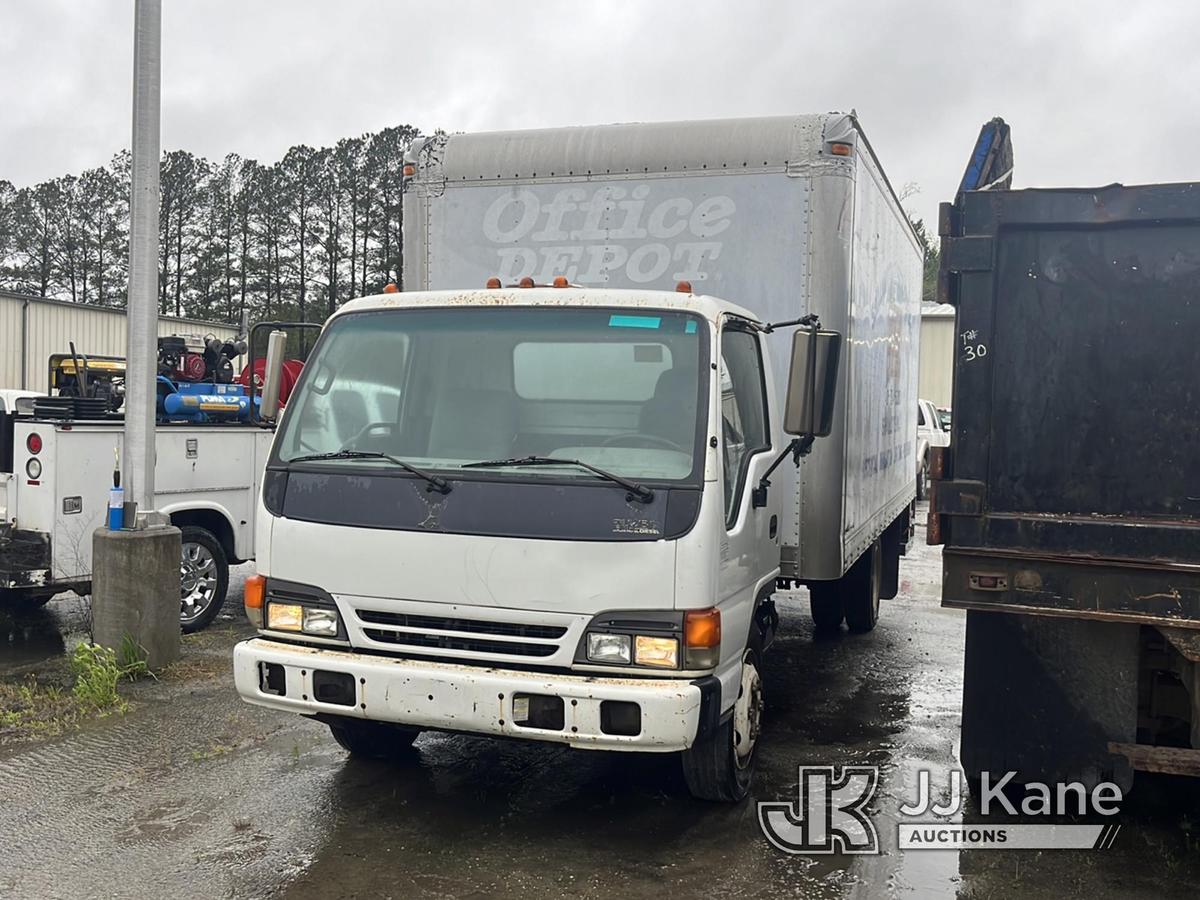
xmin=275 ymin=306 xmax=708 ymax=483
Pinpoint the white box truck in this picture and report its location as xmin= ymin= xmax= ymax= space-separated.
xmin=233 ymin=114 xmax=923 ymax=800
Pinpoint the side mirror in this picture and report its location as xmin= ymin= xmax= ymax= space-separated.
xmin=259 ymin=330 xmax=288 ymax=421
xmin=783 ymin=326 xmax=842 ymax=437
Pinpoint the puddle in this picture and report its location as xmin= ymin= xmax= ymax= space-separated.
xmin=0 ymin=594 xmax=90 ymax=678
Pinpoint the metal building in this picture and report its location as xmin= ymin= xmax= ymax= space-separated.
xmin=919 ymin=301 xmax=955 ymax=409
xmin=0 ymin=290 xmax=240 ymax=392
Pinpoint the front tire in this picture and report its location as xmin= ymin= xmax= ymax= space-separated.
xmin=682 ymin=649 xmax=763 ymax=802
xmin=179 ymin=526 xmax=229 ymax=633
xmin=328 ymin=718 xmax=421 ymax=758
xmin=844 ymin=540 xmax=883 ymax=634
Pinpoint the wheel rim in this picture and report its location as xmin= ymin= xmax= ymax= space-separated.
xmin=732 ymin=653 xmax=763 ymax=768
xmin=180 ymin=540 xmax=217 ymax=623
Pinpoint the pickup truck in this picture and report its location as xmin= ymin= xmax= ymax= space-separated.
xmin=917 ymin=397 xmax=949 ymax=500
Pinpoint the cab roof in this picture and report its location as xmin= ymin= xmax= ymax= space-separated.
xmin=331 ymin=287 xmax=761 ymax=327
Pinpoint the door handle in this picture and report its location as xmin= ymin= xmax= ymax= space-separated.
xmin=769 ymin=515 xmax=777 ymax=539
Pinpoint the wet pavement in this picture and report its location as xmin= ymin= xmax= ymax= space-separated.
xmin=2 ymin=514 xmax=1199 ymax=899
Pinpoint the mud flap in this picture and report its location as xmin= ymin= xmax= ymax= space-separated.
xmin=880 ymin=508 xmax=909 ymax=601
xmin=961 ymin=610 xmax=1138 ymax=792
xmin=881 ymin=543 xmax=901 ymax=601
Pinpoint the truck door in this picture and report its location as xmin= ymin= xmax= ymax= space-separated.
xmin=717 ymin=324 xmax=780 ymax=646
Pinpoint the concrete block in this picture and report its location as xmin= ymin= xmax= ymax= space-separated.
xmin=92 ymin=525 xmax=182 ymax=669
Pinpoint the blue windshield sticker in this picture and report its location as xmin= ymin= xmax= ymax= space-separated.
xmin=685 ymin=321 xmax=697 ymax=334
xmin=608 ymin=315 xmax=661 ymax=329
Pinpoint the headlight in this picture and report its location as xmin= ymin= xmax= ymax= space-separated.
xmin=302 ymin=607 xmax=339 ymax=636
xmin=25 ymin=457 xmax=42 ymax=479
xmin=266 ymin=601 xmax=341 ymax=637
xmin=267 ymin=602 xmax=303 ymax=631
xmin=586 ymin=633 xmax=631 ymax=664
xmin=634 ymin=635 xmax=679 ymax=668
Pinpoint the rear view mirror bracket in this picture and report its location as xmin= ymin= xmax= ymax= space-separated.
xmin=752 ymin=435 xmax=813 ymax=508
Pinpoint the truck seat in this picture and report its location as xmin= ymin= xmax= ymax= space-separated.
xmin=638 ymin=369 xmax=697 ymax=448
xmin=427 ymin=388 xmax=516 ymax=461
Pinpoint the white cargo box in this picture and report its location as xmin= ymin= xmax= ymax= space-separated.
xmin=403 ymin=114 xmax=922 ymax=580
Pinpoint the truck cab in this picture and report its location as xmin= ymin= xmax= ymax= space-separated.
xmin=234 ymin=285 xmax=838 ymax=800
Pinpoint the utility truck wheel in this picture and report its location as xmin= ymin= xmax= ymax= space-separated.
xmin=843 ymin=540 xmax=882 ymax=634
xmin=808 ymin=585 xmax=845 ymax=631
xmin=682 ymin=650 xmax=763 ymax=802
xmin=179 ymin=526 xmax=229 ymax=634
xmin=328 ymin=718 xmax=421 ymax=758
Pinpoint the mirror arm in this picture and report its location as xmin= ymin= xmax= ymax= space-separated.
xmin=762 ymin=313 xmax=820 ymax=334
xmin=752 ymin=435 xmax=816 ymax=508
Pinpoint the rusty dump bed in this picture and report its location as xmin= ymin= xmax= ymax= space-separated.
xmin=935 ymin=182 xmax=1200 ymax=628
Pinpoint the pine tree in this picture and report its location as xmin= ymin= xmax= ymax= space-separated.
xmin=0 ymin=123 xmax=422 ymax=322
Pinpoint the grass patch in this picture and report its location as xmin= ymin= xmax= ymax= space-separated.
xmin=0 ymin=675 xmax=82 ymax=740
xmin=69 ymin=638 xmax=154 ymax=714
xmin=116 ymin=634 xmax=151 ymax=682
xmin=3 ymin=629 xmax=231 ymax=746
xmin=70 ymin=643 xmax=127 ymax=712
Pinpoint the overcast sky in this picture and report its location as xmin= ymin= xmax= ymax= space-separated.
xmin=2 ymin=0 xmax=1197 ymax=226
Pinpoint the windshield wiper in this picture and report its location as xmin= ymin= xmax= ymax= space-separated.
xmin=461 ymin=455 xmax=654 ymax=503
xmin=288 ymin=449 xmax=451 ymax=494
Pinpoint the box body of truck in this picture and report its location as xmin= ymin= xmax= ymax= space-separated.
xmin=936 ymin=181 xmax=1200 ymax=785
xmin=403 ymin=114 xmax=923 ymax=582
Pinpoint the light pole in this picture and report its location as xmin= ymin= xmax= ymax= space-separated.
xmin=124 ymin=0 xmax=161 ymax=512
xmin=92 ymin=0 xmax=181 ymax=667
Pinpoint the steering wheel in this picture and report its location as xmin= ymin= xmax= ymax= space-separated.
xmin=344 ymin=421 xmax=396 ymax=449
xmin=599 ymin=432 xmax=689 ymax=453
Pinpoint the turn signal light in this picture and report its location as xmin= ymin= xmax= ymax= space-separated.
xmin=684 ymin=608 xmax=721 ymax=669
xmin=684 ymin=608 xmax=721 ymax=648
xmin=244 ymin=574 xmax=266 ymax=628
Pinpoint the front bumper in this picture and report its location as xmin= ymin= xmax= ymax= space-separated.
xmin=233 ymin=638 xmax=716 ymax=752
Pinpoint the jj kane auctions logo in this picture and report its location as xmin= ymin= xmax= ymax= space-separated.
xmin=759 ymin=766 xmax=1125 ymax=853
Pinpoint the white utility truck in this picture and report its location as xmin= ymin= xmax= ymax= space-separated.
xmin=1 ymin=419 xmax=272 ymax=631
xmin=1 ymin=330 xmax=309 ymax=631
xmin=233 ymin=114 xmax=923 ymax=800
